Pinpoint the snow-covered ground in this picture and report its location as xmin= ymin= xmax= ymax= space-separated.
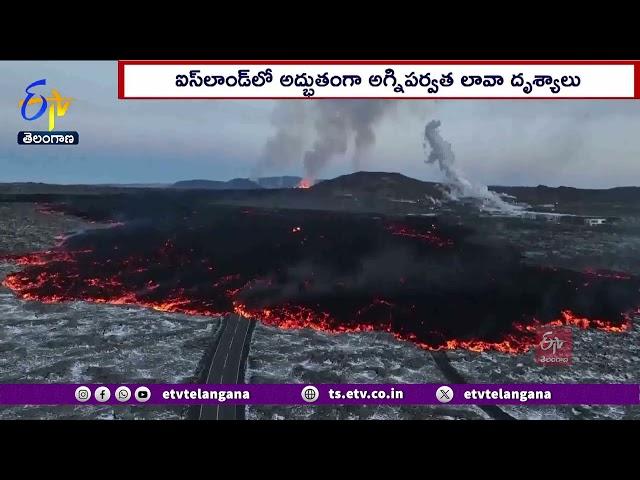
xmin=0 ymin=204 xmax=220 ymax=419
xmin=245 ymin=324 xmax=490 ymax=420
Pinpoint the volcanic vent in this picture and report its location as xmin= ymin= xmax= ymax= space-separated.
xmin=2 ymin=199 xmax=639 ymax=354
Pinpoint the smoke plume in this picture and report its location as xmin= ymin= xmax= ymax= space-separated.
xmin=258 ymin=101 xmax=394 ymax=180
xmin=423 ymin=120 xmax=517 ymax=211
xmin=252 ymin=102 xmax=307 ymax=179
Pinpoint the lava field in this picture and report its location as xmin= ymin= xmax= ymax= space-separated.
xmin=2 ymin=196 xmax=639 ymax=353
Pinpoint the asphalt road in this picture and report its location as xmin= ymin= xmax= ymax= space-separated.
xmin=197 ymin=314 xmax=255 ymax=420
xmin=431 ymin=351 xmax=515 ymax=420
xmin=192 ymin=314 xmax=512 ymax=420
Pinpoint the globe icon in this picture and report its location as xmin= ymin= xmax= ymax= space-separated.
xmin=301 ymin=386 xmax=319 ymax=403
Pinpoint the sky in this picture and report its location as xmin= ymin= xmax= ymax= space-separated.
xmin=2 ymin=61 xmax=640 ymax=188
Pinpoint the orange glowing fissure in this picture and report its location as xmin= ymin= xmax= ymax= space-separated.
xmin=385 ymin=224 xmax=454 ymax=248
xmin=1 ymin=247 xmax=636 ymax=355
xmin=230 ymin=302 xmax=634 ymax=354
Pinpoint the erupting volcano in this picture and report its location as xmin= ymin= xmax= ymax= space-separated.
xmin=296 ymin=179 xmax=313 ymax=189
xmin=1 ymin=199 xmax=639 ymax=354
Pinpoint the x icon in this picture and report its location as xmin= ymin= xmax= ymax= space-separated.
xmin=436 ymin=386 xmax=454 ymax=403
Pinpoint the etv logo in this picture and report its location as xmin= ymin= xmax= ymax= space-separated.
xmin=534 ymin=326 xmax=572 ymax=366
xmin=17 ymin=79 xmax=79 ymax=145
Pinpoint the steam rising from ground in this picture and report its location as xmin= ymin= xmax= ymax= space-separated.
xmin=257 ymin=103 xmax=529 ymax=213
xmin=423 ymin=120 xmax=518 ymax=212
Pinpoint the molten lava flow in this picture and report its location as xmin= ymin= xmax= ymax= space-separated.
xmin=0 ymin=249 xmax=91 ymax=266
xmin=296 ymin=178 xmax=313 ymax=189
xmin=2 ymin=203 xmax=639 ymax=355
xmin=234 ymin=301 xmax=378 ymax=334
xmin=232 ymin=299 xmax=636 ymax=354
xmin=35 ymin=203 xmax=62 ymax=215
xmin=583 ymin=268 xmax=632 ymax=281
xmin=559 ymin=309 xmax=632 ymax=333
xmin=385 ymin=223 xmax=454 ymax=248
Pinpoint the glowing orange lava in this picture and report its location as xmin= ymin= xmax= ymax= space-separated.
xmin=231 ymin=300 xmax=636 ymax=354
xmin=0 ymin=249 xmax=91 ymax=266
xmin=296 ymin=179 xmax=313 ymax=189
xmin=2 ymin=210 xmax=638 ymax=356
xmin=583 ymin=268 xmax=632 ymax=281
xmin=3 ymin=258 xmax=636 ymax=354
xmin=385 ymin=223 xmax=454 ymax=248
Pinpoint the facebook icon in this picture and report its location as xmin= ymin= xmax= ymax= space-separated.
xmin=94 ymin=386 xmax=111 ymax=402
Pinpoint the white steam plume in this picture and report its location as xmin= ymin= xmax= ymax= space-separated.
xmin=423 ymin=120 xmax=518 ymax=212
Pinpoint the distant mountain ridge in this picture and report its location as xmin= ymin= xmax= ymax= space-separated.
xmin=1 ymin=173 xmax=640 ymax=208
xmin=490 ymin=184 xmax=640 ymax=204
xmin=172 ymin=176 xmax=304 ymax=190
xmin=256 ymin=176 xmax=303 ymax=189
xmin=172 ymin=178 xmax=261 ymax=190
xmin=311 ymin=171 xmax=446 ymax=199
